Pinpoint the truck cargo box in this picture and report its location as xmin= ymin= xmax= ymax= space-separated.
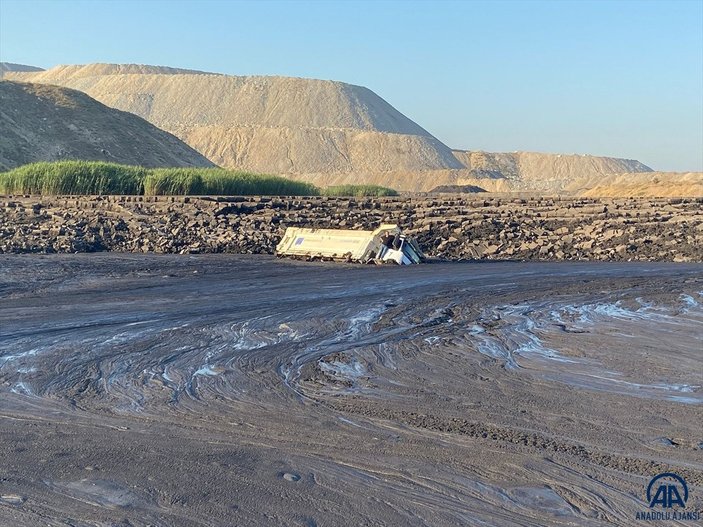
xmin=275 ymin=224 xmax=423 ymax=264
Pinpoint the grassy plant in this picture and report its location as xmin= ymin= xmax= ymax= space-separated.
xmin=0 ymin=161 xmax=320 ymax=196
xmin=143 ymin=168 xmax=319 ymax=196
xmin=142 ymin=168 xmax=205 ymax=195
xmin=0 ymin=161 xmax=146 ymax=195
xmin=322 ymin=184 xmax=399 ymax=197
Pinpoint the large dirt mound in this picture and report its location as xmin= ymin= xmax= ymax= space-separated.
xmin=0 ymin=81 xmax=214 ymax=170
xmin=2 ymin=63 xmax=213 ymax=82
xmin=571 ymin=171 xmax=703 ymax=197
xmin=2 ymin=64 xmax=465 ymax=178
xmin=6 ymin=63 xmax=687 ymax=195
xmin=451 ymin=150 xmax=653 ymax=192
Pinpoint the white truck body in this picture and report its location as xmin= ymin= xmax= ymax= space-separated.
xmin=276 ymin=224 xmax=423 ymax=264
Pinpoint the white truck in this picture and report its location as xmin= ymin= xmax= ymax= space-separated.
xmin=275 ymin=224 xmax=424 ymax=265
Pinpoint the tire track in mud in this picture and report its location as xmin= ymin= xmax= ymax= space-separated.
xmin=1 ymin=255 xmax=702 ymax=526
xmin=319 ymin=402 xmax=703 ymax=486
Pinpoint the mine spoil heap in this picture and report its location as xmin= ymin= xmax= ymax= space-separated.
xmin=1 ymin=195 xmax=701 ymax=262
xmin=2 ymin=64 xmax=462 ymax=178
xmin=3 ymin=63 xmax=663 ymax=194
xmin=0 ymin=80 xmax=213 ymax=170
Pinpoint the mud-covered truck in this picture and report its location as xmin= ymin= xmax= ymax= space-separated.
xmin=275 ymin=224 xmax=424 ymax=264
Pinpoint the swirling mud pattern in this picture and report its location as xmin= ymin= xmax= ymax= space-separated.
xmin=1 ymin=254 xmax=702 ymax=526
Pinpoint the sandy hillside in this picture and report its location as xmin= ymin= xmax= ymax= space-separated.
xmin=570 ymin=171 xmax=703 ymax=197
xmin=3 ymin=64 xmax=464 ymax=179
xmin=0 ymin=81 xmax=214 ymax=170
xmin=451 ymin=150 xmax=652 ymax=192
xmin=1 ymin=62 xmax=212 ymax=81
xmin=5 ymin=63 xmax=697 ymax=196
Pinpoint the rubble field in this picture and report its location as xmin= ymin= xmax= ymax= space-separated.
xmin=1 ymin=194 xmax=701 ymax=262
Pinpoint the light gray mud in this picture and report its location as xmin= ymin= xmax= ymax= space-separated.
xmin=0 ymin=254 xmax=701 ymax=526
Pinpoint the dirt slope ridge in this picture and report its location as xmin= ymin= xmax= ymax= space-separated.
xmin=0 ymin=62 xmax=45 ymax=73
xmin=453 ymin=150 xmax=650 ymax=181
xmin=573 ymin=171 xmax=703 ymax=197
xmin=2 ymin=64 xmax=465 ymax=176
xmin=7 ymin=63 xmax=692 ymax=196
xmin=1 ymin=63 xmax=210 ymax=81
xmin=0 ymin=81 xmax=214 ymax=170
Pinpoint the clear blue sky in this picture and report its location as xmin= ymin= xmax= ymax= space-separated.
xmin=1 ymin=0 xmax=701 ymax=171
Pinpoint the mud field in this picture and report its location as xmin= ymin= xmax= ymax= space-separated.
xmin=0 ymin=255 xmax=702 ymax=526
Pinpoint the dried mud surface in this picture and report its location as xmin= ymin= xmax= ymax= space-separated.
xmin=0 ymin=255 xmax=702 ymax=526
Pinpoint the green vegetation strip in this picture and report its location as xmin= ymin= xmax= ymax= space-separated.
xmin=142 ymin=167 xmax=318 ymax=196
xmin=0 ymin=161 xmax=147 ymax=195
xmin=0 ymin=161 xmax=398 ymax=197
xmin=322 ymin=184 xmax=398 ymax=197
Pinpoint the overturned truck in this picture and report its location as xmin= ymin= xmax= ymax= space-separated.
xmin=276 ymin=224 xmax=424 ymax=264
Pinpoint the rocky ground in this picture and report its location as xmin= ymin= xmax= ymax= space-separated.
xmin=1 ymin=195 xmax=701 ymax=261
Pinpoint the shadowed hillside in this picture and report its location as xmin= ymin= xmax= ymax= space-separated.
xmin=0 ymin=62 xmax=45 ymax=73
xmin=0 ymin=80 xmax=214 ymax=170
